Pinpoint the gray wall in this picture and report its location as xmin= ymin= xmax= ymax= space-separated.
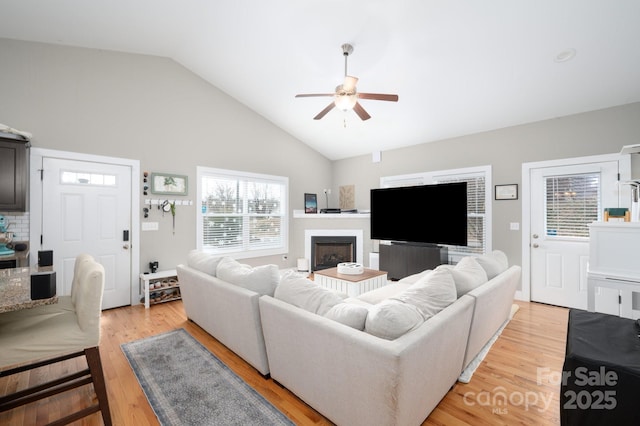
xmin=2 ymin=38 xmax=639 ymax=275
xmin=0 ymin=38 xmax=332 ymax=271
xmin=332 ymin=102 xmax=640 ymax=267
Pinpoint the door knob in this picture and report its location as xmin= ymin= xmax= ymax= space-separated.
xmin=532 ymin=234 xmax=539 ymax=239
xmin=123 ymin=244 xmax=130 ymax=250
xmin=532 ymin=243 xmax=539 ymax=248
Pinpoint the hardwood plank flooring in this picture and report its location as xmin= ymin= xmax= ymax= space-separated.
xmin=0 ymin=300 xmax=568 ymax=425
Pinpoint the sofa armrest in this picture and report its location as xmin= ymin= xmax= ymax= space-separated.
xmin=177 ymin=264 xmax=269 ymax=375
xmin=463 ymin=265 xmax=520 ymax=368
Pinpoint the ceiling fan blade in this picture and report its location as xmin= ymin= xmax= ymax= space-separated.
xmin=353 ymin=102 xmax=371 ymax=121
xmin=295 ymin=93 xmax=334 ymax=98
xmin=343 ymin=76 xmax=358 ymax=92
xmin=357 ymin=93 xmax=399 ymax=102
xmin=314 ymin=102 xmax=336 ymax=120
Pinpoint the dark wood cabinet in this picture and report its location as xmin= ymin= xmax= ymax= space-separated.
xmin=379 ymin=243 xmax=448 ymax=280
xmin=0 ymin=134 xmax=29 ymax=211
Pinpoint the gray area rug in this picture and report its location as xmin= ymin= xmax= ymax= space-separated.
xmin=121 ymin=328 xmax=294 ymax=426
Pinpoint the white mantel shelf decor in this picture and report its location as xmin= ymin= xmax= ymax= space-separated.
xmin=293 ymin=210 xmax=370 ymax=219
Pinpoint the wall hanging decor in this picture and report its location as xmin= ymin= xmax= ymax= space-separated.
xmin=150 ymin=173 xmax=188 ymax=195
xmin=304 ymin=193 xmax=318 ymax=214
xmin=495 ymin=184 xmax=518 ymax=200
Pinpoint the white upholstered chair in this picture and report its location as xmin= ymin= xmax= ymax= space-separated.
xmin=0 ymin=254 xmax=112 ymax=425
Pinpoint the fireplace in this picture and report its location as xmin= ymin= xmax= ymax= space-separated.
xmin=311 ymin=236 xmax=356 ymax=271
xmin=304 ymin=229 xmax=364 ymax=272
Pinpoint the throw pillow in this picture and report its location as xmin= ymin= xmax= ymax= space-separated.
xmin=364 ymin=300 xmax=424 ymax=340
xmin=474 ymin=250 xmax=509 ymax=279
xmin=187 ymin=249 xmax=221 ymax=276
xmin=391 ymin=268 xmax=457 ymax=320
xmin=437 ymin=256 xmax=488 ymax=298
xmin=356 ymin=282 xmax=411 ymax=305
xmin=397 ymin=268 xmax=432 ymax=285
xmin=274 ymin=275 xmax=345 ymax=316
xmin=324 ymin=302 xmax=369 ymax=330
xmin=216 ymin=257 xmax=280 ymax=297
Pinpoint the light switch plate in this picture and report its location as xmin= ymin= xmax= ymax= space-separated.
xmin=142 ymin=222 xmax=159 ymax=231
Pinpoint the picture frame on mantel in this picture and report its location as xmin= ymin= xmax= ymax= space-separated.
xmin=304 ymin=193 xmax=318 ymax=214
xmin=150 ymin=173 xmax=188 ymax=195
xmin=495 ymin=184 xmax=518 ymax=200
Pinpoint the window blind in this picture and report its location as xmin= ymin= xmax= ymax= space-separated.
xmin=434 ymin=173 xmax=486 ymax=255
xmin=545 ymin=173 xmax=600 ymax=238
xmin=198 ymin=167 xmax=288 ymax=257
xmin=380 ymin=166 xmax=491 ymax=257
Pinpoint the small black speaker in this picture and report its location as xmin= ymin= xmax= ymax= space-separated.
xmin=38 ymin=250 xmax=53 ymax=267
xmin=31 ymin=272 xmax=57 ymax=300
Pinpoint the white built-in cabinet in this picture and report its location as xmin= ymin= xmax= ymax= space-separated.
xmin=587 ymin=222 xmax=640 ymax=319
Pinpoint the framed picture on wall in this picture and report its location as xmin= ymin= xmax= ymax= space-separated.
xmin=495 ymin=184 xmax=518 ymax=200
xmin=304 ymin=193 xmax=318 ymax=213
xmin=150 ymin=173 xmax=188 ymax=195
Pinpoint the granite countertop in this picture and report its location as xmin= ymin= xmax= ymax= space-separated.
xmin=0 ymin=265 xmax=57 ymax=313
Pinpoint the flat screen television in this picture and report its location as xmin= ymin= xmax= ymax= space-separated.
xmin=370 ymin=182 xmax=468 ymax=246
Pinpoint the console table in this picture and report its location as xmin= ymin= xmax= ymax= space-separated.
xmin=314 ymin=267 xmax=387 ymax=297
xmin=379 ymin=243 xmax=447 ymax=280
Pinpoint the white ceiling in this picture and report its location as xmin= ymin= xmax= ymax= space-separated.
xmin=1 ymin=0 xmax=639 ymax=160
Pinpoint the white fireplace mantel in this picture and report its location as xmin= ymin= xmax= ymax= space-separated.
xmin=293 ymin=209 xmax=370 ymax=219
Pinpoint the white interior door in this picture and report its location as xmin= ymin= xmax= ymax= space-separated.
xmin=530 ymin=161 xmax=621 ymax=311
xmin=42 ymin=157 xmax=132 ymax=309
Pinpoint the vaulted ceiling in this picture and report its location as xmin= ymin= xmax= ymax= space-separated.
xmin=1 ymin=0 xmax=639 ymax=160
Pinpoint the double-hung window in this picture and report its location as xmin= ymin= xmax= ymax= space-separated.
xmin=380 ymin=165 xmax=491 ymax=261
xmin=197 ymin=166 xmax=288 ymax=259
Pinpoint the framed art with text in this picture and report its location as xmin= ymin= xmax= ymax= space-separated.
xmin=495 ymin=184 xmax=518 ymax=200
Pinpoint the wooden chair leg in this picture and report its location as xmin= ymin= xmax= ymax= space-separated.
xmin=85 ymin=346 xmax=112 ymax=426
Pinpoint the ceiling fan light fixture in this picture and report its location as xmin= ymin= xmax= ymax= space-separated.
xmin=334 ymin=93 xmax=357 ymax=110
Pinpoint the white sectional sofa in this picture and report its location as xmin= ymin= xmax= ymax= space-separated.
xmin=176 ymin=251 xmax=281 ymax=376
xmin=259 ymin=251 xmax=520 ymax=426
xmin=177 ymin=249 xmax=519 ymax=425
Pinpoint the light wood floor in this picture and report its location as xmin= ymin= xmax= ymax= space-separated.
xmin=0 ymin=300 xmax=568 ymax=425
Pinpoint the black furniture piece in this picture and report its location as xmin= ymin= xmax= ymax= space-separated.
xmin=379 ymin=243 xmax=447 ymax=281
xmin=0 ymin=132 xmax=29 ymax=212
xmin=561 ymin=309 xmax=640 ymax=426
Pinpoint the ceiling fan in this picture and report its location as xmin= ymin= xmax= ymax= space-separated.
xmin=295 ymin=43 xmax=398 ymax=121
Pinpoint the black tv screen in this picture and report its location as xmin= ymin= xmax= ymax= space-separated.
xmin=370 ymin=182 xmax=468 ymax=246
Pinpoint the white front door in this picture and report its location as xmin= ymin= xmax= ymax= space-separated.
xmin=529 ymin=160 xmax=621 ymax=311
xmin=42 ymin=157 xmax=133 ymax=309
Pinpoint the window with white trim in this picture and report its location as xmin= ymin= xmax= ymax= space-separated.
xmin=380 ymin=165 xmax=491 ymax=259
xmin=197 ymin=166 xmax=288 ymax=259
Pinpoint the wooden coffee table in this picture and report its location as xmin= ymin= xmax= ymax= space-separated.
xmin=314 ymin=267 xmax=388 ymax=297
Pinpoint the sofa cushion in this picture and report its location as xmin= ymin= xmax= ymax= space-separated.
xmin=474 ymin=250 xmax=509 ymax=279
xmin=397 ymin=268 xmax=433 ymax=285
xmin=274 ymin=275 xmax=345 ymax=316
xmin=391 ymin=268 xmax=457 ymax=320
xmin=437 ymin=257 xmax=488 ymax=298
xmin=187 ymin=250 xmax=221 ymax=276
xmin=216 ymin=257 xmax=280 ymax=297
xmin=356 ymin=282 xmax=411 ymax=305
xmin=324 ymin=302 xmax=369 ymax=330
xmin=364 ymin=300 xmax=424 ymax=340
